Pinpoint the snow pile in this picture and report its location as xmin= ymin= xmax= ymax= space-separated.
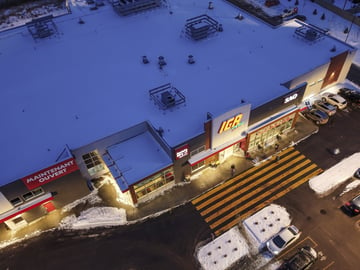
xmin=61 ymin=189 xmax=102 ymax=213
xmin=309 ymin=152 xmax=360 ymax=196
xmin=243 ymin=204 xmax=291 ymax=249
xmin=197 ymin=226 xmax=249 ymax=270
xmin=59 ymin=207 xmax=127 ymax=229
xmin=196 ymin=204 xmax=292 ymax=270
xmin=339 ymin=179 xmax=360 ymax=197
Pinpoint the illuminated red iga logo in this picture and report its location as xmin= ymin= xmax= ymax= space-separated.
xmin=175 ymin=144 xmax=189 ymax=160
xmin=218 ymin=113 xmax=243 ymax=134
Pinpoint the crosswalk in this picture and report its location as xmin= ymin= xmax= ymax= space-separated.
xmin=192 ymin=147 xmax=323 ymax=236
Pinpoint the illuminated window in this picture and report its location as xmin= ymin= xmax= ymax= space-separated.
xmin=191 ymin=160 xmax=205 ymax=172
xmin=82 ymin=151 xmax=105 ymax=176
xmin=12 ymin=216 xmax=25 ymax=224
xmin=134 ymin=169 xmax=175 ymax=199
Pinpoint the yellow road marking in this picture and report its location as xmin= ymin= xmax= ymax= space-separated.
xmin=192 ymin=147 xmax=296 ymax=206
xmin=213 ymin=168 xmax=322 ymax=236
xmin=206 ymin=160 xmax=314 ymax=224
xmin=195 ymin=151 xmax=303 ymax=212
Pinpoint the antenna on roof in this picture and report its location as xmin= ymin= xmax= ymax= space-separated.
xmin=208 ymin=1 xmax=214 ymax=10
xmin=188 ymin=55 xmax=195 ymax=64
xmin=157 ymin=127 xmax=164 ymax=137
xmin=142 ymin=55 xmax=149 ymax=64
xmin=207 ymin=112 xmax=213 ymax=120
xmin=158 ymin=56 xmax=166 ymax=68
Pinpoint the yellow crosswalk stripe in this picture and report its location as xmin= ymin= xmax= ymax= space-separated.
xmin=191 ymin=147 xmax=296 ymax=206
xmin=199 ymin=154 xmax=307 ymax=217
xmin=213 ymin=167 xmax=323 ymax=236
xmin=207 ymin=162 xmax=316 ymax=227
xmin=191 ymin=147 xmax=323 ymax=237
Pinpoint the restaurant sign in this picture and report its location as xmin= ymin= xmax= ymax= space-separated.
xmin=22 ymin=158 xmax=79 ymax=190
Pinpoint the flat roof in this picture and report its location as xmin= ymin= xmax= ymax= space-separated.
xmin=107 ymin=131 xmax=172 ymax=190
xmin=0 ymin=0 xmax=353 ymax=185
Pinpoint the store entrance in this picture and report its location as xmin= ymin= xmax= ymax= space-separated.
xmin=219 ymin=147 xmax=233 ymax=163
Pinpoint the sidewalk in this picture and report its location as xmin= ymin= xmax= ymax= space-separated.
xmin=0 ymin=116 xmax=318 ymax=245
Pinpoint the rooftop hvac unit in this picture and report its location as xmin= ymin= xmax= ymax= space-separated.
xmin=161 ymin=91 xmax=175 ymax=107
xmin=305 ymin=29 xmax=317 ymax=41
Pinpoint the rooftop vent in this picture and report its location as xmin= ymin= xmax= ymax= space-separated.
xmin=149 ymin=83 xmax=186 ymax=110
xmin=26 ymin=15 xmax=58 ymax=40
xmin=111 ymin=0 xmax=162 ymax=16
xmin=184 ymin=14 xmax=220 ymax=41
xmin=294 ymin=23 xmax=327 ymax=44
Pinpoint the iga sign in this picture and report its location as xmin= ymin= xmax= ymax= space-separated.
xmin=22 ymin=158 xmax=79 ymax=190
xmin=211 ymin=103 xmax=251 ymax=149
xmin=218 ymin=113 xmax=243 ymax=134
xmin=175 ymin=144 xmax=189 ymax=160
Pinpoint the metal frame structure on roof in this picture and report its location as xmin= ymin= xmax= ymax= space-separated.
xmin=184 ymin=14 xmax=220 ymax=41
xmin=294 ymin=23 xmax=328 ymax=44
xmin=111 ymin=0 xmax=163 ymax=16
xmin=149 ymin=83 xmax=186 ymax=110
xmin=26 ymin=15 xmax=58 ymax=40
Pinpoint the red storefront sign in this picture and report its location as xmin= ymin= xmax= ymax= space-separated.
xmin=175 ymin=144 xmax=189 ymax=160
xmin=22 ymin=158 xmax=79 ymax=190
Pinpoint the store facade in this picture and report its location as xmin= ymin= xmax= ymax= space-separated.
xmin=0 ymin=157 xmax=90 ymax=230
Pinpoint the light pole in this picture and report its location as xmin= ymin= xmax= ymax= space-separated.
xmin=345 ymin=15 xmax=355 ymax=43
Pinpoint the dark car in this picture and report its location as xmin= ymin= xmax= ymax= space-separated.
xmin=301 ymin=109 xmax=329 ymax=125
xmin=338 ymin=88 xmax=360 ymax=108
xmin=312 ymin=100 xmax=336 ymax=116
xmin=279 ymin=246 xmax=317 ymax=270
xmin=354 ymin=168 xmax=360 ymax=179
xmin=343 ymin=194 xmax=360 ymax=216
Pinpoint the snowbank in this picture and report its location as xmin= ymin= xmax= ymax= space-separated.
xmin=59 ymin=207 xmax=127 ymax=229
xmin=197 ymin=226 xmax=249 ymax=270
xmin=196 ymin=204 xmax=292 ymax=270
xmin=309 ymin=153 xmax=360 ymax=196
xmin=243 ymin=204 xmax=291 ymax=249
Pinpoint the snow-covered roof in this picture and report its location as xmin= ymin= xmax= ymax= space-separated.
xmin=0 ymin=0 xmax=354 ymax=185
xmin=107 ymin=130 xmax=173 ymax=190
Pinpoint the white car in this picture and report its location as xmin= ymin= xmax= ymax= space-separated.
xmin=321 ymin=92 xmax=347 ymax=110
xmin=266 ymin=225 xmax=301 ymax=255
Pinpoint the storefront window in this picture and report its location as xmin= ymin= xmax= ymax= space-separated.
xmin=191 ymin=160 xmax=205 ymax=172
xmin=248 ymin=113 xmax=296 ymax=152
xmin=134 ymin=168 xmax=175 ymax=199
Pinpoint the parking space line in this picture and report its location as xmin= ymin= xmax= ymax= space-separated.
xmin=277 ymin=235 xmax=318 ymax=260
xmin=323 ymin=261 xmax=335 ymax=270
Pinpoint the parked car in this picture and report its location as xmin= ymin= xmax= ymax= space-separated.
xmin=338 ymin=88 xmax=360 ymax=109
xmin=301 ymin=109 xmax=329 ymax=125
xmin=312 ymin=100 xmax=336 ymax=116
xmin=266 ymin=225 xmax=301 ymax=255
xmin=343 ymin=194 xmax=360 ymax=216
xmin=279 ymin=246 xmax=317 ymax=270
xmin=354 ymin=168 xmax=360 ymax=179
xmin=321 ymin=92 xmax=347 ymax=110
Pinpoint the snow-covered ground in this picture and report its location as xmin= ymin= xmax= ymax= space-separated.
xmin=196 ymin=204 xmax=290 ymax=270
